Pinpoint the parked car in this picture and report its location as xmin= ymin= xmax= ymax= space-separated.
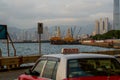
xmin=17 ymin=48 xmax=120 ymax=80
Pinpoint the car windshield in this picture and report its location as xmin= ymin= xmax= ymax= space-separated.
xmin=68 ymin=58 xmax=120 ymax=78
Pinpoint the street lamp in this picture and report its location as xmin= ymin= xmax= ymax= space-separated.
xmin=37 ymin=23 xmax=43 ymax=55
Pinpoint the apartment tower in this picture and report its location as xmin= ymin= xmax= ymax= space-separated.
xmin=95 ymin=20 xmax=100 ymax=34
xmin=113 ymin=0 xmax=120 ymax=30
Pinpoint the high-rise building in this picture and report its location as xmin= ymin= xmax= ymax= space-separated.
xmin=41 ymin=26 xmax=50 ymax=40
xmin=95 ymin=17 xmax=112 ymax=35
xmin=99 ymin=18 xmax=104 ymax=34
xmin=104 ymin=17 xmax=109 ymax=33
xmin=113 ymin=0 xmax=120 ymax=30
xmin=95 ymin=20 xmax=100 ymax=34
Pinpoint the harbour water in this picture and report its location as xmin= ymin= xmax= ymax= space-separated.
xmin=0 ymin=42 xmax=115 ymax=56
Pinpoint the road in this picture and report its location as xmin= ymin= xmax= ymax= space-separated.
xmin=0 ymin=69 xmax=28 ymax=80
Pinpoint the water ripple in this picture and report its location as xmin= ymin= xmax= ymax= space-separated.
xmin=0 ymin=43 xmax=115 ymax=56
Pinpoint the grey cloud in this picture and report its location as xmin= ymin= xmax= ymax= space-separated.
xmin=0 ymin=0 xmax=113 ymax=29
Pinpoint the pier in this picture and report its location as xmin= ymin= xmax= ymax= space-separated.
xmin=81 ymin=42 xmax=113 ymax=48
xmin=81 ymin=41 xmax=120 ymax=49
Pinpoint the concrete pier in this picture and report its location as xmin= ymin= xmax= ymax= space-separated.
xmin=81 ymin=41 xmax=120 ymax=49
xmin=81 ymin=42 xmax=114 ymax=48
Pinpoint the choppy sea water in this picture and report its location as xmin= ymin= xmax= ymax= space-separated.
xmin=0 ymin=42 xmax=115 ymax=56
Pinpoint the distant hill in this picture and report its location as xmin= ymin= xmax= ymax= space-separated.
xmin=8 ymin=27 xmax=22 ymax=33
xmin=91 ymin=30 xmax=120 ymax=40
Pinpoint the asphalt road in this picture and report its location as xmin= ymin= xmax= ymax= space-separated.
xmin=0 ymin=69 xmax=27 ymax=80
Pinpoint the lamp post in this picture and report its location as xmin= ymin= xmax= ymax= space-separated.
xmin=38 ymin=23 xmax=43 ymax=55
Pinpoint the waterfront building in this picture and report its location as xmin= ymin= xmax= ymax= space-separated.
xmin=92 ymin=31 xmax=96 ymax=36
xmin=95 ymin=17 xmax=112 ymax=35
xmin=95 ymin=20 xmax=100 ymax=34
xmin=99 ymin=18 xmax=104 ymax=34
xmin=56 ymin=26 xmax=61 ymax=38
xmin=41 ymin=26 xmax=50 ymax=40
xmin=103 ymin=17 xmax=109 ymax=33
xmin=24 ymin=31 xmax=28 ymax=40
xmin=80 ymin=34 xmax=89 ymax=39
xmin=113 ymin=0 xmax=120 ymax=30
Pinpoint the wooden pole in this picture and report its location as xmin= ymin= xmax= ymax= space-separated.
xmin=7 ymin=36 xmax=10 ymax=56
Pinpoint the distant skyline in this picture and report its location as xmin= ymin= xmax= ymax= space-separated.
xmin=0 ymin=0 xmax=113 ymax=30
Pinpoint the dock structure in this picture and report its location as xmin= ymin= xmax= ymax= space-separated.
xmin=0 ymin=55 xmax=41 ymax=71
xmin=81 ymin=40 xmax=120 ymax=49
xmin=81 ymin=42 xmax=114 ymax=48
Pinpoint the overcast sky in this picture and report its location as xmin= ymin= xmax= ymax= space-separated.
xmin=0 ymin=0 xmax=113 ymax=29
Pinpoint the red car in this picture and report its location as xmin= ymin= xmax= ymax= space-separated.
xmin=17 ymin=49 xmax=120 ymax=80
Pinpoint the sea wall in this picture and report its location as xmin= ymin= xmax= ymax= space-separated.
xmin=81 ymin=42 xmax=113 ymax=48
xmin=0 ymin=55 xmax=41 ymax=71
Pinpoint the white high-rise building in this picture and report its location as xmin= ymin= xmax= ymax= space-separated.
xmin=103 ymin=17 xmax=109 ymax=33
xmin=99 ymin=18 xmax=104 ymax=34
xmin=95 ymin=20 xmax=100 ymax=34
xmin=95 ymin=17 xmax=112 ymax=35
xmin=41 ymin=26 xmax=49 ymax=40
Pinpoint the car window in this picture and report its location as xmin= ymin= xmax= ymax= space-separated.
xmin=52 ymin=62 xmax=58 ymax=80
xmin=68 ymin=58 xmax=120 ymax=78
xmin=42 ymin=60 xmax=58 ymax=80
xmin=115 ymin=56 xmax=120 ymax=62
xmin=32 ymin=60 xmax=46 ymax=76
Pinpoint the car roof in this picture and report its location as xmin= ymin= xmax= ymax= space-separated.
xmin=43 ymin=53 xmax=115 ymax=60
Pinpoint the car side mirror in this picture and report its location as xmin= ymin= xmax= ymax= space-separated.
xmin=25 ymin=69 xmax=40 ymax=76
xmin=25 ymin=69 xmax=32 ymax=75
xmin=30 ymin=70 xmax=40 ymax=76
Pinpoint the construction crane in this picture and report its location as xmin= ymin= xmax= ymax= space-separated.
xmin=75 ymin=27 xmax=82 ymax=39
